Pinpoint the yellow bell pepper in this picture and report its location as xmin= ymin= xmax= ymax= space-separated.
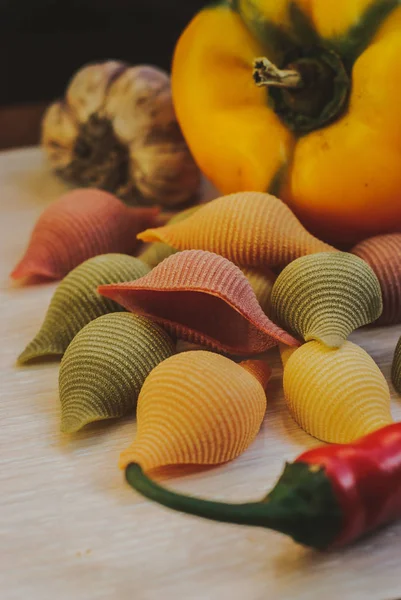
xmin=172 ymin=0 xmax=401 ymax=244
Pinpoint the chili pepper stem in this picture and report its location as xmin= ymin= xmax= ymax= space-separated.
xmin=126 ymin=463 xmax=268 ymax=526
xmin=253 ymin=57 xmax=303 ymax=89
xmin=125 ymin=462 xmax=342 ymax=550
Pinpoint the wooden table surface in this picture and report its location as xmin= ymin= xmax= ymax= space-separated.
xmin=2 ymin=147 xmax=401 ymax=600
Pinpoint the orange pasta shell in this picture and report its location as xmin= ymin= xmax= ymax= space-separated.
xmin=119 ymin=350 xmax=271 ymax=471
xmin=137 ymin=191 xmax=335 ymax=269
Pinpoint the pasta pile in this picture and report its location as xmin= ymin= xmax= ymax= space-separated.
xmin=14 ymin=188 xmax=397 ymax=475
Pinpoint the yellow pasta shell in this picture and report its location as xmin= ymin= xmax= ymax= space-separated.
xmin=18 ymin=254 xmax=150 ymax=364
xmin=137 ymin=191 xmax=335 ymax=269
xmin=59 ymin=313 xmax=175 ymax=433
xmin=278 ymin=343 xmax=298 ymax=369
xmin=241 ymin=268 xmax=276 ymax=317
xmin=283 ymin=341 xmax=392 ymax=444
xmin=119 ymin=350 xmax=271 ymax=471
xmin=271 ymin=252 xmax=383 ymax=348
xmin=139 ymin=205 xmax=201 ymax=268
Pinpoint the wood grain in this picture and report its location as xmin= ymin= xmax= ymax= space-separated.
xmin=1 ymin=147 xmax=401 ymax=600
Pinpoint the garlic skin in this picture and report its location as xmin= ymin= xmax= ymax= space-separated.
xmin=41 ymin=61 xmax=201 ymax=207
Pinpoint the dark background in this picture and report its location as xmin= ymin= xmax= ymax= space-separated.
xmin=1 ymin=0 xmax=208 ymax=149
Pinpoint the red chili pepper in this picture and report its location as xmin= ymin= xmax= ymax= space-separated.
xmin=298 ymin=423 xmax=401 ymax=548
xmin=125 ymin=423 xmax=401 ymax=550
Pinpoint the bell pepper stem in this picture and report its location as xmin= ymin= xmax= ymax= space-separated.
xmin=253 ymin=57 xmax=302 ymax=89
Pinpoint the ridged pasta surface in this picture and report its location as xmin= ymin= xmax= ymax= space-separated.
xmin=391 ymin=336 xmax=401 ymax=394
xmin=283 ymin=341 xmax=392 ymax=444
xmin=119 ymin=351 xmax=271 ymax=471
xmin=271 ymin=252 xmax=382 ymax=348
xmin=99 ymin=249 xmax=299 ymax=355
xmin=137 ymin=191 xmax=336 ymax=269
xmin=59 ymin=313 xmax=175 ymax=433
xmin=352 ymin=233 xmax=401 ymax=325
xmin=18 ymin=254 xmax=150 ymax=364
xmin=11 ymin=188 xmax=157 ymax=281
xmin=242 ymin=268 xmax=276 ymax=317
xmin=139 ymin=205 xmax=201 ymax=268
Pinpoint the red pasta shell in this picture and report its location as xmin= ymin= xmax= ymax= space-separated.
xmin=98 ymin=249 xmax=300 ymax=355
xmin=351 ymin=233 xmax=401 ymax=325
xmin=11 ymin=188 xmax=158 ymax=281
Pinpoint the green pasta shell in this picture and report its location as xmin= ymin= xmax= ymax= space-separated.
xmin=270 ymin=252 xmax=383 ymax=348
xmin=18 ymin=254 xmax=150 ymax=364
xmin=59 ymin=312 xmax=175 ymax=433
xmin=391 ymin=336 xmax=401 ymax=394
xmin=139 ymin=240 xmax=179 ymax=269
xmin=139 ymin=205 xmax=201 ymax=268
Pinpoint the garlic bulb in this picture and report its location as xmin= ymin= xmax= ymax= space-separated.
xmin=41 ymin=61 xmax=201 ymax=207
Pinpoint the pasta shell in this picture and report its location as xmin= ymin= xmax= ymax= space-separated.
xmin=137 ymin=191 xmax=335 ymax=269
xmin=352 ymin=234 xmax=401 ymax=325
xmin=138 ymin=205 xmax=201 ymax=269
xmin=391 ymin=336 xmax=401 ymax=394
xmin=271 ymin=252 xmax=382 ymax=348
xmin=283 ymin=340 xmax=392 ymax=444
xmin=59 ymin=313 xmax=175 ymax=433
xmin=171 ymin=256 xmax=262 ymax=355
xmin=242 ymin=268 xmax=276 ymax=317
xmin=11 ymin=188 xmax=158 ymax=281
xmin=119 ymin=350 xmax=271 ymax=471
xmin=98 ymin=250 xmax=299 ymax=355
xmin=17 ymin=254 xmax=150 ymax=364
xmin=278 ymin=343 xmax=298 ymax=369
xmin=138 ymin=241 xmax=178 ymax=270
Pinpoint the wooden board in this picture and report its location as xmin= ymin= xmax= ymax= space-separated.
xmin=1 ymin=147 xmax=401 ymax=600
